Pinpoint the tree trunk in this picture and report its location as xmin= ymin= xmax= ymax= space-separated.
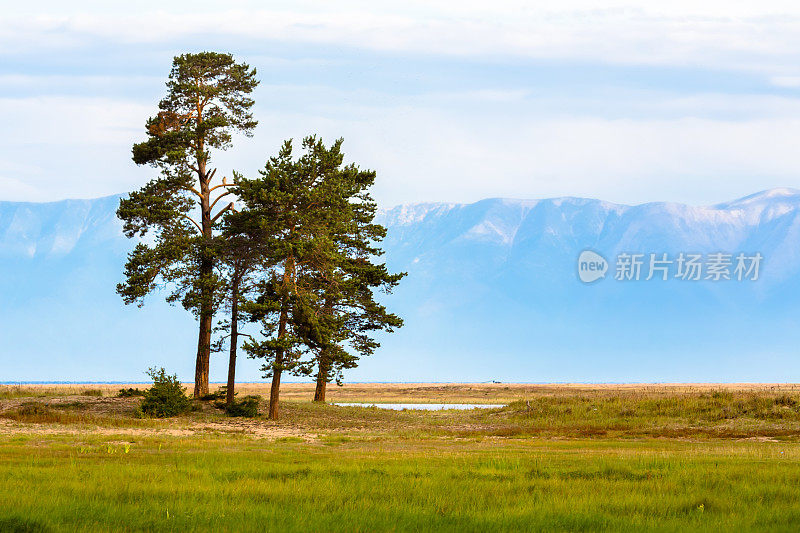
xmin=269 ymin=255 xmax=293 ymax=420
xmin=314 ymin=353 xmax=329 ymax=402
xmin=268 ymin=301 xmax=288 ymax=420
xmin=313 ymin=297 xmax=333 ymax=402
xmin=226 ymin=270 xmax=240 ymax=407
xmin=194 ymin=310 xmax=212 ymax=398
xmin=194 ymin=165 xmax=213 ymax=398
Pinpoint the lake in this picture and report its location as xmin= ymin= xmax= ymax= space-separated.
xmin=333 ymin=403 xmax=506 ymax=410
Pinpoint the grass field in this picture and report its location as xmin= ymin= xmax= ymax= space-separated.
xmin=1 ymin=383 xmax=799 ymax=532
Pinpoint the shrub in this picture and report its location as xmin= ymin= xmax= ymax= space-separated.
xmin=225 ymin=396 xmax=260 ymax=418
xmin=775 ymin=394 xmax=798 ymax=407
xmin=139 ymin=368 xmax=191 ymax=418
xmin=18 ymin=402 xmax=51 ymax=417
xmin=81 ymin=389 xmax=103 ymax=397
xmin=199 ymin=387 xmax=226 ymax=401
xmin=51 ymin=401 xmax=87 ymax=410
xmin=1 ymin=402 xmax=62 ymax=423
xmin=117 ymin=388 xmax=145 ymax=398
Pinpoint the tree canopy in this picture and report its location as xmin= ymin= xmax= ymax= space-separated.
xmin=227 ymin=136 xmax=404 ymax=418
xmin=117 ymin=52 xmax=259 ymax=397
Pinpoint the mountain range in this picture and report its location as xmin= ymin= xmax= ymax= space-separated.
xmin=2 ymin=189 xmax=799 ymax=382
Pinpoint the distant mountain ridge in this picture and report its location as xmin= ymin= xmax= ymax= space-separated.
xmin=2 ymin=189 xmax=800 ymax=382
xmin=0 ymin=194 xmax=124 ymax=259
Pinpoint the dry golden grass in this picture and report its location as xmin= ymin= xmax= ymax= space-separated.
xmin=1 ymin=382 xmax=799 ymax=442
xmin=4 ymin=381 xmax=799 ymax=403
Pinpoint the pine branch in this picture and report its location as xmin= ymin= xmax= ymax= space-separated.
xmin=210 ymin=190 xmax=233 ymax=211
xmin=181 ymin=214 xmax=203 ymax=234
xmin=211 ymin=202 xmax=234 ymax=223
xmin=209 ymin=175 xmax=230 ymax=193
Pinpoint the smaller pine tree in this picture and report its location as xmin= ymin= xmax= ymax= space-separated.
xmin=140 ymin=367 xmax=192 ymax=417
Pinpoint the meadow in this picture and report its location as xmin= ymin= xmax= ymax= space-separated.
xmin=0 ymin=383 xmax=799 ymax=532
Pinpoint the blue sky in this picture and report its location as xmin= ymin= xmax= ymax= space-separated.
xmin=4 ymin=1 xmax=800 ymax=207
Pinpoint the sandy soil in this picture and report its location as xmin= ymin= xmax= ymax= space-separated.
xmin=0 ymin=418 xmax=315 ymax=440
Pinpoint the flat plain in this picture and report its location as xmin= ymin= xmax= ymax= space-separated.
xmin=1 ymin=383 xmax=799 ymax=532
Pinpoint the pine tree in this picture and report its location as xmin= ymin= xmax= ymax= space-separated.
xmin=216 ymin=196 xmax=267 ymax=407
xmin=117 ymin=52 xmax=258 ymax=397
xmin=305 ymin=152 xmax=404 ymax=402
xmin=216 ymin=235 xmax=252 ymax=407
xmin=229 ymin=136 xmax=403 ymax=417
xmin=229 ymin=138 xmax=332 ymax=419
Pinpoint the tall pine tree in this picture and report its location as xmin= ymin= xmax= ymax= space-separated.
xmin=117 ymin=52 xmax=258 ymax=396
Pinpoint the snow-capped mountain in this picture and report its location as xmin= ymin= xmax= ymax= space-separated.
xmin=2 ymin=189 xmax=799 ymax=382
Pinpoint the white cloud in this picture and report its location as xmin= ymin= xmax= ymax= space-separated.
xmin=3 ymin=88 xmax=800 ymax=205
xmin=0 ymin=74 xmax=160 ymax=91
xmin=356 ymin=112 xmax=800 ymax=206
xmin=770 ymin=75 xmax=800 ymax=88
xmin=0 ymin=96 xmax=147 ymax=145
xmin=4 ymin=2 xmax=800 ymax=205
xmin=223 ymin=99 xmax=800 ymax=207
xmin=4 ymin=3 xmax=800 ymax=75
xmin=0 ymin=97 xmax=152 ymax=201
xmin=0 ymin=175 xmax=39 ymax=198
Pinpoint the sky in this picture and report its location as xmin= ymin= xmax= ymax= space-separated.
xmin=4 ymin=1 xmax=800 ymax=208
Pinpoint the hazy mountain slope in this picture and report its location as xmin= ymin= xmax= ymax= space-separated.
xmin=373 ymin=189 xmax=800 ymax=382
xmin=1 ymin=190 xmax=799 ymax=382
xmin=0 ymin=195 xmax=199 ymax=381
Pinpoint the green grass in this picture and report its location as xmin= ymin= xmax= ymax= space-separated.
xmin=0 ymin=435 xmax=798 ymax=532
xmin=2 ymin=386 xmax=800 ymax=531
xmin=484 ymin=390 xmax=800 ymax=438
xmin=271 ymin=390 xmax=800 ymax=440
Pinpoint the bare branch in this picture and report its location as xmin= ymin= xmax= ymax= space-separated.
xmin=182 ymin=187 xmax=204 ymax=199
xmin=210 ymin=190 xmax=232 ymax=211
xmin=209 ymin=175 xmax=231 ymax=193
xmin=181 ymin=214 xmax=203 ymax=234
xmin=211 ymin=202 xmax=234 ymax=224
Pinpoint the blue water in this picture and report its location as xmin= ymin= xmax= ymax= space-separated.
xmin=333 ymin=403 xmax=505 ymax=410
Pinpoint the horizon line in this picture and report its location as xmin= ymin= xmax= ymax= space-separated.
xmin=2 ymin=187 xmax=800 ymax=211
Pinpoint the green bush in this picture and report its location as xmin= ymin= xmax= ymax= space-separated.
xmin=117 ymin=388 xmax=145 ymax=398
xmin=225 ymin=396 xmax=260 ymax=418
xmin=199 ymin=387 xmax=226 ymax=401
xmin=139 ymin=368 xmax=191 ymax=418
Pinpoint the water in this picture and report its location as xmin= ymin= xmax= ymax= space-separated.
xmin=333 ymin=403 xmax=505 ymax=410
